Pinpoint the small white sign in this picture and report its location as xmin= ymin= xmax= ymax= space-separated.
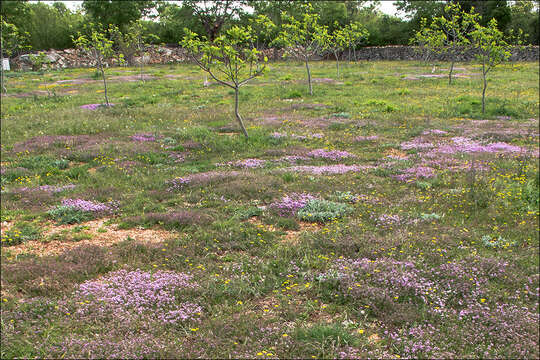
xmin=2 ymin=58 xmax=10 ymax=71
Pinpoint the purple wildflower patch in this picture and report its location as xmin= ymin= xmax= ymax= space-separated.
xmin=307 ymin=148 xmax=355 ymax=160
xmin=222 ymin=158 xmax=266 ymax=168
xmin=79 ymin=103 xmax=115 ymax=110
xmin=392 ymin=166 xmax=436 ymax=182
xmin=61 ymin=198 xmax=118 ymax=213
xmin=76 ymin=269 xmax=202 ymax=324
xmin=422 ymin=129 xmax=448 ymax=135
xmin=131 ymin=133 xmax=157 ymax=142
xmin=400 ymin=138 xmax=435 ymax=150
xmin=269 ymin=193 xmax=317 ymax=216
xmin=286 ymin=164 xmax=373 ymax=175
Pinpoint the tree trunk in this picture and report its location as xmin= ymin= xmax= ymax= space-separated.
xmin=448 ymin=60 xmax=454 ymax=85
xmin=481 ymin=61 xmax=486 ymax=114
xmin=100 ymin=62 xmax=110 ymax=106
xmin=234 ymin=86 xmax=249 ymax=138
xmin=1 ymin=64 xmax=6 ymax=95
xmin=335 ymin=51 xmax=340 ymax=78
xmin=305 ymin=59 xmax=312 ymax=95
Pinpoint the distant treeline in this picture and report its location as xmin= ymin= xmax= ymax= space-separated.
xmin=1 ymin=0 xmax=538 ymax=53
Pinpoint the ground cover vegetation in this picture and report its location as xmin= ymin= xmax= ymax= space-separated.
xmin=0 ymin=1 xmax=539 ymax=359
xmin=1 ymin=55 xmax=538 ymax=358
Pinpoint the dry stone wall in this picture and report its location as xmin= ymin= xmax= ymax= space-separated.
xmin=10 ymin=45 xmax=538 ymax=71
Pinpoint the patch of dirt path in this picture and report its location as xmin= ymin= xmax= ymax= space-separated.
xmin=5 ymin=218 xmax=175 ymax=257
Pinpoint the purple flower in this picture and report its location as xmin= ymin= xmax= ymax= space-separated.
xmin=61 ymin=198 xmax=117 ymax=213
xmin=80 ymin=103 xmax=115 ymax=110
xmin=307 ymin=148 xmax=355 ymax=160
xmin=221 ymin=158 xmax=266 ymax=168
xmin=76 ymin=269 xmax=202 ymax=324
xmin=270 ymin=193 xmax=317 ymax=216
xmin=131 ymin=133 xmax=157 ymax=142
xmin=392 ymin=166 xmax=436 ymax=182
xmin=285 ymin=164 xmax=373 ymax=175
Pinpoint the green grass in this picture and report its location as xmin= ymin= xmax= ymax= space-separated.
xmin=0 ymin=60 xmax=538 ymax=359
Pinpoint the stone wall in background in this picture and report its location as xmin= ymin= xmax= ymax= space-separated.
xmin=10 ymin=45 xmax=539 ymax=71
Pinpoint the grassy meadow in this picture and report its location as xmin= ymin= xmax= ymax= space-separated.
xmin=1 ymin=59 xmax=539 ymax=358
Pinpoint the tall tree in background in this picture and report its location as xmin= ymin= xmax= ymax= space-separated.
xmin=455 ymin=0 xmax=511 ymax=32
xmin=1 ymin=19 xmax=30 ymax=94
xmin=183 ymin=0 xmax=247 ymax=42
xmin=82 ymin=0 xmax=155 ymax=30
xmin=508 ymin=0 xmax=539 ymax=45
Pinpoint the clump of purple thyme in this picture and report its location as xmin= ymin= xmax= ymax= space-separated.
xmin=285 ymin=164 xmax=373 ymax=175
xmin=270 ymin=132 xmax=287 ymax=139
xmin=75 ymin=269 xmax=202 ymax=324
xmin=79 ymin=103 xmax=115 ymax=110
xmin=221 ymin=158 xmax=266 ymax=168
xmin=269 ymin=193 xmax=318 ymax=216
xmin=61 ymin=198 xmax=117 ymax=213
xmin=307 ymin=148 xmax=355 ymax=160
xmin=400 ymin=138 xmax=435 ymax=150
xmin=373 ymin=213 xmax=403 ymax=228
xmin=131 ymin=133 xmax=157 ymax=142
xmin=422 ymin=129 xmax=448 ymax=135
xmin=392 ymin=166 xmax=436 ymax=182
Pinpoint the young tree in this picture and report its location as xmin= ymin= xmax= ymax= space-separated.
xmin=275 ymin=4 xmax=330 ymax=95
xmin=412 ymin=3 xmax=480 ymax=84
xmin=73 ymin=27 xmax=120 ymax=106
xmin=1 ymin=19 xmax=30 ymax=94
xmin=328 ymin=21 xmax=368 ymax=77
xmin=182 ymin=24 xmax=270 ymax=138
xmin=470 ymin=18 xmax=515 ymax=114
xmin=110 ymin=21 xmax=159 ymax=81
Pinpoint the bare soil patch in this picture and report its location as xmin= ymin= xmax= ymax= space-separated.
xmin=5 ymin=218 xmax=175 ymax=257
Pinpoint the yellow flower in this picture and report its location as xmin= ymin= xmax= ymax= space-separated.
xmin=190 ymin=327 xmax=199 ymax=332
xmin=282 ymin=333 xmax=288 ymax=337
xmin=358 ymin=329 xmax=365 ymax=334
xmin=480 ymin=298 xmax=486 ymax=303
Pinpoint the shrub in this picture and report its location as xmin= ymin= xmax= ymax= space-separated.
xmin=297 ymin=199 xmax=352 ymax=223
xmin=47 ymin=205 xmax=94 ymax=224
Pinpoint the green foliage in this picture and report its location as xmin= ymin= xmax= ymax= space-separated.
xmin=297 ymin=199 xmax=352 ymax=223
xmin=182 ymin=22 xmax=270 ymax=137
xmin=72 ymin=26 xmax=120 ymax=105
xmin=82 ymin=0 xmax=155 ymax=29
xmin=275 ymin=4 xmax=330 ymax=94
xmin=470 ymin=18 xmax=516 ymax=113
xmin=1 ymin=222 xmax=42 ymax=247
xmin=412 ymin=2 xmax=480 ymax=83
xmin=47 ymin=206 xmax=93 ymax=225
xmin=481 ymin=234 xmax=516 ymax=249
xmin=328 ymin=21 xmax=368 ymax=76
xmin=233 ymin=206 xmax=263 ymax=220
